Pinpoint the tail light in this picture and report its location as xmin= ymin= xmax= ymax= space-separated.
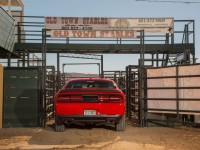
xmin=70 ymin=96 xmax=82 ymax=102
xmin=109 ymin=95 xmax=122 ymax=102
xmin=57 ymin=94 xmax=123 ymax=102
xmin=99 ymin=95 xmax=123 ymax=102
xmin=58 ymin=95 xmax=82 ymax=102
xmin=58 ymin=95 xmax=71 ymax=102
xmin=99 ymin=96 xmax=110 ymax=102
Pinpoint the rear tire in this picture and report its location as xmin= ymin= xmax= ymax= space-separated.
xmin=55 ymin=123 xmax=65 ymax=132
xmin=115 ymin=115 xmax=125 ymax=131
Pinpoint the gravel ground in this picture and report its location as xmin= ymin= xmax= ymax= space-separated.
xmin=0 ymin=122 xmax=200 ymax=150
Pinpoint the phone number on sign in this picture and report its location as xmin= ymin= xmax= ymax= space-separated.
xmin=62 ymin=25 xmax=93 ymax=30
xmin=138 ymin=18 xmax=166 ymax=23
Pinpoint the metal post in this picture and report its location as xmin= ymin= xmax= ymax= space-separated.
xmin=156 ymin=52 xmax=159 ymax=67
xmin=193 ymin=20 xmax=195 ymax=63
xmin=139 ymin=30 xmax=145 ymax=127
xmin=128 ymin=66 xmax=131 ymax=119
xmin=27 ymin=53 xmax=30 ymax=67
xmin=23 ymin=50 xmax=25 ymax=67
xmin=125 ymin=66 xmax=129 ymax=117
xmin=166 ymin=33 xmax=169 ymax=44
xmin=52 ymin=67 xmax=55 ymax=117
xmin=176 ymin=66 xmax=179 ymax=120
xmin=17 ymin=22 xmax=21 ymax=43
xmin=163 ymin=33 xmax=170 ymax=66
xmin=17 ymin=59 xmax=20 ymax=67
xmin=62 ymin=64 xmax=65 ymax=74
xmin=62 ymin=64 xmax=65 ymax=84
xmin=152 ymin=54 xmax=154 ymax=67
xmin=171 ymin=33 xmax=174 ymax=44
xmin=101 ymin=55 xmax=104 ymax=78
xmin=98 ymin=64 xmax=100 ymax=77
xmin=57 ymin=53 xmax=60 ymax=91
xmin=7 ymin=52 xmax=11 ymax=67
xmin=42 ymin=29 xmax=47 ymax=127
xmin=185 ymin=25 xmax=188 ymax=44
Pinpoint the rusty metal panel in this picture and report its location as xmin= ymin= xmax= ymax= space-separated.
xmin=3 ymin=67 xmax=41 ymax=127
xmin=3 ymin=98 xmax=38 ymax=127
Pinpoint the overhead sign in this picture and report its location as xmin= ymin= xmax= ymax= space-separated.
xmin=50 ymin=30 xmax=137 ymax=38
xmin=45 ymin=17 xmax=174 ymax=34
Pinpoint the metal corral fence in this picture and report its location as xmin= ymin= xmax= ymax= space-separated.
xmin=141 ymin=64 xmax=200 ymax=127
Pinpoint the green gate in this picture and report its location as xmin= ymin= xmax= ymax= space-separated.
xmin=3 ymin=67 xmax=42 ymax=127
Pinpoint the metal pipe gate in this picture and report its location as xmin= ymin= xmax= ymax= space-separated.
xmin=126 ymin=65 xmax=140 ymax=126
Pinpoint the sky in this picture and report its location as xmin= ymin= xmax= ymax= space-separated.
xmin=17 ymin=0 xmax=200 ymax=74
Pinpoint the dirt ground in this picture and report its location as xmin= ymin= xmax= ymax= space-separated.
xmin=0 ymin=122 xmax=200 ymax=150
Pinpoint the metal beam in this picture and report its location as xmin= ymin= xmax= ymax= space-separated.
xmin=59 ymin=53 xmax=102 ymax=60
xmin=14 ymin=43 xmax=194 ymax=54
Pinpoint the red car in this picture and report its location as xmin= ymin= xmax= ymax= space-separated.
xmin=54 ymin=78 xmax=126 ymax=132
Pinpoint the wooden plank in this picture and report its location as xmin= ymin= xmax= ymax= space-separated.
xmin=0 ymin=64 xmax=3 ymax=128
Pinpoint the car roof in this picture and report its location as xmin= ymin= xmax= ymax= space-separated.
xmin=67 ymin=78 xmax=114 ymax=82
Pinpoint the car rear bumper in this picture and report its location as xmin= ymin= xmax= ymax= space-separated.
xmin=56 ymin=114 xmax=122 ymax=124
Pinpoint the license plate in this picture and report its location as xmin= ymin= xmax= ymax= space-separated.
xmin=84 ymin=110 xmax=96 ymax=116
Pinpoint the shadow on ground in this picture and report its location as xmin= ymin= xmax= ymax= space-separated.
xmin=1 ymin=121 xmax=200 ymax=150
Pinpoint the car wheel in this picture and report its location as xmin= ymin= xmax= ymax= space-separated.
xmin=115 ymin=115 xmax=125 ymax=131
xmin=55 ymin=123 xmax=65 ymax=132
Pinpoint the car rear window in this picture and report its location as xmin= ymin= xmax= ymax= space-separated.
xmin=66 ymin=80 xmax=116 ymax=89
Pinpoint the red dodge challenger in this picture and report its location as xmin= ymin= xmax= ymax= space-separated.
xmin=54 ymin=78 xmax=126 ymax=132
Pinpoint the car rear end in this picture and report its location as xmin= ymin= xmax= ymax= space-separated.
xmin=54 ymin=78 xmax=126 ymax=132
